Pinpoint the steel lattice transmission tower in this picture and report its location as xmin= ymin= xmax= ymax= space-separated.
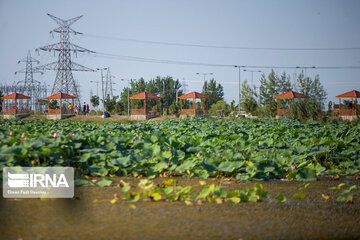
xmin=105 ymin=68 xmax=115 ymax=98
xmin=34 ymin=14 xmax=95 ymax=106
xmin=15 ymin=51 xmax=43 ymax=111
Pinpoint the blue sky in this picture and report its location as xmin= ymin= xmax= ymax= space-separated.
xmin=0 ymin=0 xmax=359 ymax=105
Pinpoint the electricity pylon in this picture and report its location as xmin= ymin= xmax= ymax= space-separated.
xmin=34 ymin=14 xmax=95 ymax=106
xmin=105 ymin=68 xmax=115 ymax=98
xmin=15 ymin=51 xmax=43 ymax=112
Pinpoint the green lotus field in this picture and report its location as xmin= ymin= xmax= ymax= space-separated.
xmin=1 ymin=118 xmax=359 ymax=182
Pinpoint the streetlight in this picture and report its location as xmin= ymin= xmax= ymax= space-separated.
xmin=90 ymin=80 xmax=100 ymax=96
xmin=121 ymin=78 xmax=134 ymax=117
xmin=243 ymin=69 xmax=262 ymax=98
xmin=296 ymin=66 xmax=316 ymax=80
xmin=234 ymin=65 xmax=245 ymax=115
xmin=196 ymin=72 xmax=213 ymax=82
xmin=243 ymin=69 xmax=262 ymax=87
xmin=96 ymin=67 xmax=108 ymax=113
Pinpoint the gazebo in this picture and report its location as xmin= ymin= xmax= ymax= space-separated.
xmin=275 ymin=90 xmax=308 ymax=117
xmin=45 ymin=92 xmax=76 ymax=119
xmin=336 ymin=90 xmax=359 ymax=121
xmin=1 ymin=93 xmax=31 ymax=119
xmin=129 ymin=92 xmax=160 ymax=120
xmin=178 ymin=91 xmax=210 ymax=117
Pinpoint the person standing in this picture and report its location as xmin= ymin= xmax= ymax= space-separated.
xmin=86 ymin=104 xmax=90 ymax=114
xmin=74 ymin=104 xmax=78 ymax=114
xmin=83 ymin=102 xmax=86 ymax=115
xmin=68 ymin=103 xmax=72 ymax=113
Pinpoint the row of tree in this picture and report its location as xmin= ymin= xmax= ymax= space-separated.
xmin=91 ymin=76 xmax=184 ymax=115
xmin=90 ymin=70 xmax=327 ymax=120
xmin=241 ymin=70 xmax=327 ymax=119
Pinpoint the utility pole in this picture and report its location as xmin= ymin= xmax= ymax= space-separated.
xmin=234 ymin=65 xmax=244 ymax=115
xmin=121 ymin=78 xmax=132 ymax=117
xmin=15 ymin=51 xmax=43 ymax=112
xmin=90 ymin=80 xmax=100 ymax=96
xmin=97 ymin=68 xmax=107 ymax=113
xmin=243 ymin=69 xmax=262 ymax=97
xmin=181 ymin=77 xmax=188 ymax=94
xmin=34 ymin=14 xmax=95 ymax=107
xmin=196 ymin=72 xmax=213 ymax=82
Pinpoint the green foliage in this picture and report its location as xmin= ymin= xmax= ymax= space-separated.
xmin=328 ymin=101 xmax=333 ymax=113
xmin=241 ymin=80 xmax=258 ymax=115
xmin=102 ymin=95 xmax=118 ymax=113
xmin=90 ymin=95 xmax=100 ymax=109
xmin=118 ymin=76 xmax=182 ymax=115
xmin=327 ymin=183 xmax=358 ymax=203
xmin=169 ymin=102 xmax=180 ymax=117
xmin=296 ymin=73 xmax=327 ymax=109
xmin=259 ymin=70 xmax=292 ymax=117
xmin=288 ymin=98 xmax=322 ymax=121
xmin=209 ymin=100 xmax=230 ymax=116
xmin=49 ymin=100 xmax=58 ymax=109
xmin=120 ymin=179 xmax=268 ymax=204
xmin=202 ymin=79 xmax=224 ymax=108
xmin=275 ymin=195 xmax=287 ymax=202
xmin=289 ymin=72 xmax=327 ymax=120
xmin=0 ymin=90 xmax=3 ymax=112
xmin=0 ymin=118 xmax=359 ymax=181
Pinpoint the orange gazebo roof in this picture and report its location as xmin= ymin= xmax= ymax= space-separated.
xmin=275 ymin=91 xmax=308 ymax=99
xmin=1 ymin=93 xmax=31 ymax=100
xmin=178 ymin=91 xmax=210 ymax=99
xmin=129 ymin=92 xmax=160 ymax=99
xmin=336 ymin=90 xmax=360 ymax=99
xmin=46 ymin=92 xmax=77 ymax=100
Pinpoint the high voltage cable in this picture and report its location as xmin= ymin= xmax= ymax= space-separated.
xmin=93 ymin=52 xmax=360 ymax=70
xmin=84 ymin=33 xmax=360 ymax=51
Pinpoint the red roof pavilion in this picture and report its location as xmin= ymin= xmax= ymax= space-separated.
xmin=129 ymin=92 xmax=160 ymax=100
xmin=128 ymin=92 xmax=160 ymax=116
xmin=178 ymin=91 xmax=210 ymax=116
xmin=1 ymin=93 xmax=31 ymax=115
xmin=275 ymin=91 xmax=308 ymax=99
xmin=336 ymin=90 xmax=360 ymax=99
xmin=1 ymin=93 xmax=31 ymax=100
xmin=46 ymin=92 xmax=77 ymax=100
xmin=178 ymin=91 xmax=210 ymax=99
xmin=45 ymin=92 xmax=76 ymax=115
xmin=274 ymin=90 xmax=308 ymax=116
xmin=336 ymin=90 xmax=359 ymax=116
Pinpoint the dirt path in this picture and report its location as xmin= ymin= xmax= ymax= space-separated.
xmin=1 ymin=178 xmax=359 ymax=240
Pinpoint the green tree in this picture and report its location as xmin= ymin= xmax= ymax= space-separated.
xmin=90 ymin=95 xmax=100 ymax=109
xmin=103 ymin=95 xmax=119 ymax=113
xmin=296 ymin=72 xmax=327 ymax=109
xmin=115 ymin=101 xmax=123 ymax=114
xmin=49 ymin=100 xmax=58 ymax=109
xmin=118 ymin=76 xmax=182 ymax=115
xmin=241 ymin=80 xmax=258 ymax=115
xmin=289 ymin=72 xmax=327 ymax=120
xmin=328 ymin=101 xmax=333 ymax=113
xmin=209 ymin=100 xmax=230 ymax=116
xmin=230 ymin=100 xmax=236 ymax=112
xmin=259 ymin=70 xmax=292 ymax=116
xmin=202 ymin=79 xmax=224 ymax=108
xmin=169 ymin=102 xmax=180 ymax=117
xmin=0 ymin=90 xmax=3 ymax=112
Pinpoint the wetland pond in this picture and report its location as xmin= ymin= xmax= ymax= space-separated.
xmin=1 ymin=177 xmax=359 ymax=240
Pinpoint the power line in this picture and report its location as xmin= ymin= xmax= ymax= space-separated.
xmin=84 ymin=33 xmax=360 ymax=51
xmin=92 ymin=52 xmax=360 ymax=70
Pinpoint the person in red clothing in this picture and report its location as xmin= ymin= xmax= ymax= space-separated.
xmin=86 ymin=104 xmax=90 ymax=114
